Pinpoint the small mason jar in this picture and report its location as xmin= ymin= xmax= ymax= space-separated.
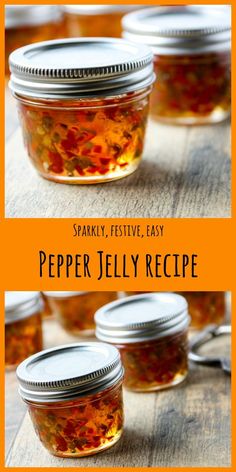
xmin=16 ymin=343 xmax=124 ymax=457
xmin=43 ymin=291 xmax=118 ymax=335
xmin=178 ymin=292 xmax=226 ymax=329
xmin=5 ymin=6 xmax=63 ymax=75
xmin=64 ymin=5 xmax=138 ymax=38
xmin=123 ymin=6 xmax=231 ymax=124
xmin=9 ymin=38 xmax=154 ymax=184
xmin=95 ymin=292 xmax=190 ymax=392
xmin=5 ymin=291 xmax=43 ymax=369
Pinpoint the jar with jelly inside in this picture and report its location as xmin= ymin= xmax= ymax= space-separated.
xmin=178 ymin=291 xmax=226 ymax=329
xmin=43 ymin=291 xmax=118 ymax=335
xmin=5 ymin=6 xmax=64 ymax=75
xmin=9 ymin=38 xmax=154 ymax=184
xmin=123 ymin=6 xmax=231 ymax=124
xmin=95 ymin=292 xmax=190 ymax=392
xmin=64 ymin=5 xmax=138 ymax=39
xmin=5 ymin=291 xmax=43 ymax=369
xmin=16 ymin=343 xmax=124 ymax=457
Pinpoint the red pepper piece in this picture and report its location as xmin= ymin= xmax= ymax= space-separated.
xmin=93 ymin=145 xmax=102 ymax=153
xmin=48 ymin=151 xmax=63 ymax=174
xmin=55 ymin=435 xmax=67 ymax=452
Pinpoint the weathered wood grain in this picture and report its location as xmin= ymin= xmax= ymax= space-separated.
xmin=5 ymin=100 xmax=231 ymax=218
xmin=5 ymin=317 xmax=231 ymax=467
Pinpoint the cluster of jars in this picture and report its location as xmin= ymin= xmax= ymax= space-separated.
xmin=6 ymin=5 xmax=231 ymax=184
xmin=6 ymin=291 xmax=227 ymax=458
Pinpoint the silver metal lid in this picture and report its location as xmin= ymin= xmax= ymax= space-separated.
xmin=122 ymin=6 xmax=231 ymax=55
xmin=17 ymin=342 xmax=123 ymax=403
xmin=9 ymin=37 xmax=154 ymax=99
xmin=64 ymin=5 xmax=138 ymax=15
xmin=95 ymin=292 xmax=189 ymax=344
xmin=43 ymin=291 xmax=87 ymax=298
xmin=5 ymin=291 xmax=42 ymax=324
xmin=5 ymin=5 xmax=62 ymax=29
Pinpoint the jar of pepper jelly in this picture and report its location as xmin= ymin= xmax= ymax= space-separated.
xmin=95 ymin=292 xmax=190 ymax=392
xmin=16 ymin=343 xmax=124 ymax=457
xmin=123 ymin=6 xmax=231 ymax=124
xmin=9 ymin=38 xmax=154 ymax=184
xmin=178 ymin=292 xmax=226 ymax=329
xmin=43 ymin=291 xmax=118 ymax=335
xmin=5 ymin=291 xmax=43 ymax=369
xmin=64 ymin=5 xmax=138 ymax=39
xmin=5 ymin=6 xmax=64 ymax=75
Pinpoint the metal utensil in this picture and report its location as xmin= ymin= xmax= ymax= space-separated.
xmin=189 ymin=324 xmax=231 ymax=375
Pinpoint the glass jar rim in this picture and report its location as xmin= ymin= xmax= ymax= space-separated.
xmin=5 ymin=291 xmax=43 ymax=324
xmin=5 ymin=5 xmax=62 ymax=29
xmin=64 ymin=5 xmax=137 ymax=15
xmin=43 ymin=291 xmax=88 ymax=298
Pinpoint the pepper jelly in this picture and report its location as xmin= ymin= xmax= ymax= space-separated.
xmin=95 ymin=292 xmax=190 ymax=392
xmin=43 ymin=291 xmax=118 ymax=335
xmin=16 ymin=343 xmax=124 ymax=457
xmin=123 ymin=6 xmax=231 ymax=124
xmin=9 ymin=38 xmax=154 ymax=183
xmin=5 ymin=291 xmax=43 ymax=369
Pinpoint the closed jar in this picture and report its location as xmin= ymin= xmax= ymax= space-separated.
xmin=64 ymin=5 xmax=137 ymax=38
xmin=5 ymin=291 xmax=43 ymax=369
xmin=123 ymin=6 xmax=231 ymax=124
xmin=9 ymin=38 xmax=154 ymax=184
xmin=178 ymin=292 xmax=226 ymax=329
xmin=16 ymin=343 xmax=124 ymax=457
xmin=5 ymin=6 xmax=63 ymax=75
xmin=95 ymin=292 xmax=189 ymax=392
xmin=43 ymin=291 xmax=118 ymax=335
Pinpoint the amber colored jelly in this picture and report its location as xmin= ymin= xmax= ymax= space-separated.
xmin=5 ymin=312 xmax=43 ymax=369
xmin=65 ymin=11 xmax=124 ymax=38
xmin=16 ymin=90 xmax=150 ymax=184
xmin=45 ymin=292 xmax=118 ymax=335
xmin=117 ymin=330 xmax=188 ymax=392
xmin=178 ymin=292 xmax=226 ymax=329
xmin=151 ymin=52 xmax=231 ymax=124
xmin=27 ymin=381 xmax=123 ymax=457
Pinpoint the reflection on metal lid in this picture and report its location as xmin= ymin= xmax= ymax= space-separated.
xmin=17 ymin=342 xmax=123 ymax=402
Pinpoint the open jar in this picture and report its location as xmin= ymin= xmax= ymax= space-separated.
xmin=123 ymin=6 xmax=231 ymax=124
xmin=64 ymin=5 xmax=138 ymax=38
xmin=95 ymin=292 xmax=190 ymax=392
xmin=9 ymin=38 xmax=154 ymax=184
xmin=5 ymin=6 xmax=63 ymax=75
xmin=16 ymin=343 xmax=124 ymax=457
xmin=43 ymin=291 xmax=118 ymax=335
xmin=178 ymin=292 xmax=226 ymax=329
xmin=5 ymin=291 xmax=43 ymax=369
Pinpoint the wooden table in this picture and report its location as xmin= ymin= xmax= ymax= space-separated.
xmin=5 ymin=314 xmax=231 ymax=467
xmin=5 ymin=88 xmax=231 ymax=218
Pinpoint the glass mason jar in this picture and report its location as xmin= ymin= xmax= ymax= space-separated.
xmin=64 ymin=5 xmax=138 ymax=38
xmin=5 ymin=6 xmax=64 ymax=75
xmin=5 ymin=291 xmax=43 ymax=369
xmin=95 ymin=292 xmax=190 ymax=392
xmin=9 ymin=38 xmax=154 ymax=184
xmin=123 ymin=5 xmax=231 ymax=124
xmin=178 ymin=292 xmax=226 ymax=329
xmin=16 ymin=343 xmax=124 ymax=457
xmin=43 ymin=291 xmax=118 ymax=335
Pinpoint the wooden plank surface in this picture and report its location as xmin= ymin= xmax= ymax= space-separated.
xmin=5 ymin=91 xmax=231 ymax=218
xmin=5 ymin=315 xmax=231 ymax=467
